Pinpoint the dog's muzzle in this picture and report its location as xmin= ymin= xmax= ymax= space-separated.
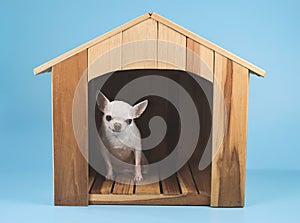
xmin=113 ymin=123 xmax=122 ymax=132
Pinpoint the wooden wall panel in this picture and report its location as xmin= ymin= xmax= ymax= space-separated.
xmin=122 ymin=18 xmax=157 ymax=69
xmin=186 ymin=38 xmax=213 ymax=82
xmin=186 ymin=38 xmax=214 ymax=199
xmin=157 ymin=23 xmax=186 ymax=179
xmin=122 ymin=19 xmax=161 ymax=191
xmin=158 ymin=23 xmax=186 ymax=69
xmin=211 ymin=53 xmax=249 ymax=207
xmin=88 ymin=33 xmax=122 ymax=81
xmin=52 ymin=50 xmax=88 ymax=206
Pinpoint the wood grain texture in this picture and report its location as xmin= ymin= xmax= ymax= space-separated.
xmin=157 ymin=23 xmax=186 ymax=172
xmin=189 ymin=163 xmax=211 ymax=197
xmin=100 ymin=180 xmax=114 ymax=194
xmin=177 ymin=164 xmax=198 ymax=194
xmin=52 ymin=50 xmax=88 ymax=206
xmin=90 ymin=174 xmax=114 ymax=194
xmin=185 ymin=37 xmax=213 ymax=199
xmin=89 ymin=194 xmax=210 ymax=205
xmin=88 ymin=163 xmax=212 ymax=205
xmin=211 ymin=53 xmax=249 ymax=207
xmin=135 ymin=181 xmax=161 ymax=195
xmin=186 ymin=38 xmax=213 ymax=82
xmin=158 ymin=22 xmax=186 ymax=69
xmin=88 ymin=169 xmax=97 ymax=192
xmin=122 ymin=18 xmax=157 ymax=69
xmin=161 ymin=174 xmax=180 ymax=195
xmin=90 ymin=174 xmax=105 ymax=194
xmin=88 ymin=33 xmax=121 ymax=81
xmin=112 ymin=174 xmax=134 ymax=194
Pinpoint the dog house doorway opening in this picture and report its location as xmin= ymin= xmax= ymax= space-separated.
xmin=87 ymin=69 xmax=213 ymax=205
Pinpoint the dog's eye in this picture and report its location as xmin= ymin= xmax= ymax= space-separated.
xmin=125 ymin=119 xmax=132 ymax=125
xmin=105 ymin=115 xmax=112 ymax=121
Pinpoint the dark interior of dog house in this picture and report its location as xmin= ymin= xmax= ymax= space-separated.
xmin=87 ymin=69 xmax=213 ymax=203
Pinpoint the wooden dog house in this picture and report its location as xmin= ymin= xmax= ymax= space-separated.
xmin=34 ymin=13 xmax=265 ymax=207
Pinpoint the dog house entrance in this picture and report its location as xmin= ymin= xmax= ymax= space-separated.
xmin=88 ymin=69 xmax=212 ymax=205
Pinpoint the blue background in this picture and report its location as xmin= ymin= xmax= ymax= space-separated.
xmin=0 ymin=0 xmax=299 ymax=222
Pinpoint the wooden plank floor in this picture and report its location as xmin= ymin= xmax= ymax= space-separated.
xmin=89 ymin=163 xmax=210 ymax=205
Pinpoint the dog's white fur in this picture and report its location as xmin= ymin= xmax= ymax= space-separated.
xmin=96 ymin=91 xmax=148 ymax=182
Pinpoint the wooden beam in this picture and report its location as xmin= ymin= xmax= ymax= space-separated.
xmin=52 ymin=50 xmax=88 ymax=206
xmin=135 ymin=182 xmax=161 ymax=195
xmin=122 ymin=18 xmax=157 ymax=69
xmin=177 ymin=164 xmax=198 ymax=194
xmin=89 ymin=194 xmax=210 ymax=205
xmin=161 ymin=174 xmax=180 ymax=195
xmin=186 ymin=38 xmax=214 ymax=82
xmin=211 ymin=53 xmax=248 ymax=207
xmin=189 ymin=163 xmax=211 ymax=197
xmin=88 ymin=32 xmax=122 ymax=81
xmin=112 ymin=174 xmax=134 ymax=194
xmin=88 ymin=169 xmax=97 ymax=192
xmin=158 ymin=22 xmax=186 ymax=69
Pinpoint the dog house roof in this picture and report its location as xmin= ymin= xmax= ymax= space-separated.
xmin=33 ymin=12 xmax=265 ymax=77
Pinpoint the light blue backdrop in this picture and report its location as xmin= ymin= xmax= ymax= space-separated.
xmin=0 ymin=1 xmax=299 ymax=222
xmin=1 ymin=0 xmax=299 ymax=172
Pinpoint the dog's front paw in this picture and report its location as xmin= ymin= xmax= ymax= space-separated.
xmin=134 ymin=174 xmax=143 ymax=182
xmin=106 ymin=172 xmax=114 ymax=181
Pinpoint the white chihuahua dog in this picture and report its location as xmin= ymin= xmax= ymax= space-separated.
xmin=96 ymin=91 xmax=148 ymax=182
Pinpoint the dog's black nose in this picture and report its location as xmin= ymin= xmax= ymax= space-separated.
xmin=114 ymin=123 xmax=122 ymax=132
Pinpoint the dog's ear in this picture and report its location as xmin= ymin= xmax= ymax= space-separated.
xmin=132 ymin=100 xmax=148 ymax=118
xmin=96 ymin=91 xmax=110 ymax=113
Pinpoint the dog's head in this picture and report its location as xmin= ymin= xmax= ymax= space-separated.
xmin=96 ymin=91 xmax=148 ymax=133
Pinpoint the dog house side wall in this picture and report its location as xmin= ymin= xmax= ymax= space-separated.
xmin=52 ymin=50 xmax=89 ymax=206
xmin=211 ymin=53 xmax=249 ymax=207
